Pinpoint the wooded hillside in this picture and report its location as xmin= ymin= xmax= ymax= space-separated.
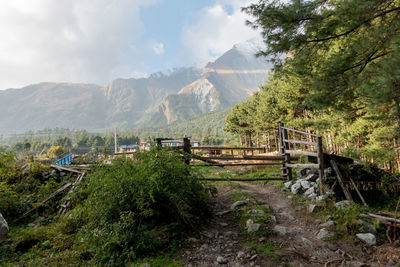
xmin=225 ymin=0 xmax=400 ymax=171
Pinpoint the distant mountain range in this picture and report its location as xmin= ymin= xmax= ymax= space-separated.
xmin=0 ymin=39 xmax=272 ymax=134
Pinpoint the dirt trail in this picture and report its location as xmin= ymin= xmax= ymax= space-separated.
xmin=180 ymin=182 xmax=380 ymax=267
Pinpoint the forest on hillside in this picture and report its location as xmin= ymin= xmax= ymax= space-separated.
xmin=224 ymin=0 xmax=400 ymax=172
xmin=0 ymin=108 xmax=235 ymax=156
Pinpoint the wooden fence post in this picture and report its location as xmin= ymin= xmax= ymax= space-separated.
xmin=317 ymin=136 xmax=324 ymax=194
xmin=156 ymin=138 xmax=162 ymax=150
xmin=279 ymin=123 xmax=292 ymax=180
xmin=283 ymin=126 xmax=292 ymax=180
xmin=183 ymin=137 xmax=192 ymax=165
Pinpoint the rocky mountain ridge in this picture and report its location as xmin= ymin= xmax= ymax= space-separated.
xmin=0 ymin=39 xmax=272 ymax=134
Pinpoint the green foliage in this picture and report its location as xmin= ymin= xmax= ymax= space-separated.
xmin=132 ymin=107 xmax=235 ymax=144
xmin=223 ymin=0 xmax=400 ymax=172
xmin=0 ymin=150 xmax=20 ymax=183
xmin=246 ymin=241 xmax=287 ymax=263
xmin=2 ymin=149 xmax=213 ymax=266
xmin=0 ymin=182 xmax=21 ymax=218
xmin=62 ymin=149 xmax=212 ymax=265
xmin=1 ymin=128 xmax=140 ymax=156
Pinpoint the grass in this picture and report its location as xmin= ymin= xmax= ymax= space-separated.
xmin=245 ymin=241 xmax=289 ymax=264
xmin=128 ymin=256 xmax=183 ymax=267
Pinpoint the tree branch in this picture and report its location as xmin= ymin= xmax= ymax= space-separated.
xmin=305 ymin=6 xmax=400 ymax=43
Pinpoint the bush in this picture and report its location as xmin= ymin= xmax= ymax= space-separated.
xmin=0 ymin=182 xmax=21 ymax=219
xmin=0 ymin=150 xmax=20 ymax=184
xmin=68 ymin=148 xmax=211 ymax=266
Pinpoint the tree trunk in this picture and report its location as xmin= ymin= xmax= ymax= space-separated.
xmin=394 ymin=97 xmax=400 ymax=130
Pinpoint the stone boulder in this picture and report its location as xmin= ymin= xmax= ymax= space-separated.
xmin=231 ymin=200 xmax=246 ymax=210
xmin=308 ymin=193 xmax=317 ymax=200
xmin=284 ymin=181 xmax=292 ymax=189
xmin=303 ymin=187 xmax=315 ymax=197
xmin=273 ymin=225 xmax=288 ymax=235
xmin=357 ymin=220 xmax=377 ymax=235
xmin=296 ymin=168 xmax=310 ymax=178
xmin=291 ymin=182 xmax=302 ymax=194
xmin=316 ymin=228 xmax=333 ymax=239
xmin=300 ymin=180 xmax=311 ymax=190
xmin=334 ymin=200 xmax=351 ymax=210
xmin=304 ymin=173 xmax=318 ymax=182
xmin=356 ymin=233 xmax=376 ymax=246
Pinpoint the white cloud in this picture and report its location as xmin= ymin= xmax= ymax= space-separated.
xmin=152 ymin=42 xmax=165 ymax=55
xmin=180 ymin=0 xmax=261 ymax=66
xmin=0 ymin=0 xmax=156 ymax=89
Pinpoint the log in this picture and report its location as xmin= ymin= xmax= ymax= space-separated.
xmin=13 ymin=182 xmax=72 ymax=223
xmin=189 ymin=153 xmax=223 ymax=167
xmin=201 ymin=177 xmax=287 ymax=181
xmin=317 ymin=136 xmax=324 ymax=195
xmin=50 ymin=164 xmax=83 ymax=174
xmin=58 ymin=173 xmax=86 ymax=216
xmin=349 ymin=177 xmax=368 ymax=207
xmin=191 ymin=146 xmax=265 ymax=150
xmin=286 ymin=150 xmax=318 ymax=157
xmin=195 ymin=162 xmax=282 ymax=167
xmin=286 ymin=163 xmax=319 ymax=169
xmin=283 ymin=139 xmax=317 ymax=146
xmin=331 ymin=160 xmax=353 ymax=202
xmin=196 ymin=156 xmax=286 ymax=161
xmin=362 ymin=213 xmax=400 ymax=224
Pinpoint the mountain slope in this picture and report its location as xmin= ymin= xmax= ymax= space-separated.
xmin=131 ymin=107 xmax=233 ymax=140
xmin=0 ymin=68 xmax=201 ymax=134
xmin=0 ymin=39 xmax=271 ymax=134
xmin=146 ymin=38 xmax=272 ymax=125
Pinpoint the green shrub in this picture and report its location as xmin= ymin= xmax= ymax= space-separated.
xmin=0 ymin=182 xmax=21 ymax=219
xmin=68 ymin=148 xmax=211 ymax=266
xmin=0 ymin=150 xmax=21 ymax=184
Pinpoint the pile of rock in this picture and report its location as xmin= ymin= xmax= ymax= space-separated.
xmin=284 ymin=168 xmax=333 ymax=202
xmin=284 ymin=168 xmax=379 ymax=246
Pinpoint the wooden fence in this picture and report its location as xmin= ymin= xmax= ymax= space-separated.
xmin=120 ymin=123 xmax=326 ymax=183
xmin=279 ymin=122 xmax=324 ymax=192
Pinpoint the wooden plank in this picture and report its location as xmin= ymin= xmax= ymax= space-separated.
xmin=50 ymin=164 xmax=83 ymax=174
xmin=286 ymin=163 xmax=319 ymax=168
xmin=281 ymin=127 xmax=319 ymax=137
xmin=13 ymin=182 xmax=72 ymax=223
xmin=349 ymin=177 xmax=368 ymax=207
xmin=362 ymin=213 xmax=400 ymax=224
xmin=285 ymin=150 xmax=318 ymax=157
xmin=189 ymin=153 xmax=224 ymax=167
xmin=279 ymin=123 xmax=288 ymax=180
xmin=195 ymin=156 xmax=286 ymax=161
xmin=191 ymin=146 xmax=265 ymax=151
xmin=201 ymin=177 xmax=287 ymax=181
xmin=331 ymin=160 xmax=353 ymax=202
xmin=244 ymin=155 xmax=293 ymax=160
xmin=282 ymin=123 xmax=292 ymax=179
xmin=183 ymin=137 xmax=191 ymax=165
xmin=58 ymin=173 xmax=86 ymax=215
xmin=195 ymin=162 xmax=283 ymax=167
xmin=283 ymin=139 xmax=317 ymax=146
xmin=317 ymin=136 xmax=324 ymax=195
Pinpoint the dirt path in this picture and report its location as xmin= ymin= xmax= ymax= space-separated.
xmin=179 ymin=182 xmax=380 ymax=267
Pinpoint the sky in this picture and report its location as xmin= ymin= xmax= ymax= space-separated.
xmin=0 ymin=0 xmax=261 ymax=90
